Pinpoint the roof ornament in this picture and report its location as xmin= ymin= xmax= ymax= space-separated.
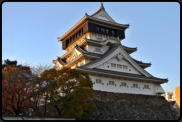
xmin=100 ymin=2 xmax=104 ymax=8
xmin=117 ymin=36 xmax=120 ymax=44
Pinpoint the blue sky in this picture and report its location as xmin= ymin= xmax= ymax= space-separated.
xmin=2 ymin=2 xmax=180 ymax=94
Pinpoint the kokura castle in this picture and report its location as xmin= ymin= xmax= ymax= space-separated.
xmin=53 ymin=3 xmax=168 ymax=95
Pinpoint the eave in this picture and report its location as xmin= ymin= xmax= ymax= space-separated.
xmin=87 ymin=16 xmax=129 ymax=29
xmin=55 ymin=45 xmax=102 ymax=67
xmin=57 ymin=15 xmax=87 ymax=42
xmin=122 ymin=45 xmax=137 ymax=54
xmin=75 ymin=44 xmax=102 ymax=58
xmin=57 ymin=15 xmax=129 ymax=42
xmin=132 ymin=58 xmax=151 ymax=69
xmin=77 ymin=67 xmax=168 ymax=84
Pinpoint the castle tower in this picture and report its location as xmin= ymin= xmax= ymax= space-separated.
xmin=53 ymin=3 xmax=168 ymax=95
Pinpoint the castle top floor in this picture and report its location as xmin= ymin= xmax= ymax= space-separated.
xmin=57 ymin=4 xmax=129 ymax=50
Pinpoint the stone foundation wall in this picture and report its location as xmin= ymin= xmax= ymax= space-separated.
xmin=79 ymin=90 xmax=180 ymax=120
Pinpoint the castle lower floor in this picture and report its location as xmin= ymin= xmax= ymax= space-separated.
xmin=89 ymin=75 xmax=165 ymax=95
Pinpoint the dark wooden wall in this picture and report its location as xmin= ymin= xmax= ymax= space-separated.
xmin=62 ymin=21 xmax=125 ymax=50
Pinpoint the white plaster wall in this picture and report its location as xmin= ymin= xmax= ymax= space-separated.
xmin=85 ymin=59 xmax=93 ymax=64
xmin=153 ymin=84 xmax=165 ymax=93
xmin=71 ymin=59 xmax=85 ymax=69
xmin=87 ymin=45 xmax=109 ymax=54
xmin=78 ymin=60 xmax=85 ymax=66
xmin=89 ymin=75 xmax=158 ymax=95
xmin=84 ymin=45 xmax=88 ymax=51
xmin=90 ymin=34 xmax=108 ymax=41
xmin=95 ymin=57 xmax=142 ymax=75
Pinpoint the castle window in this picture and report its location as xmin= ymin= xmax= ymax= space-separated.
xmin=121 ymin=82 xmax=127 ymax=87
xmin=101 ymin=28 xmax=105 ymax=33
xmin=82 ymin=28 xmax=83 ymax=33
xmin=117 ymin=64 xmax=122 ymax=69
xmin=79 ymin=30 xmax=81 ymax=35
xmin=109 ymin=81 xmax=114 ymax=85
xmin=73 ymin=35 xmax=75 ymax=40
xmin=70 ymin=37 xmax=72 ymax=42
xmin=111 ymin=63 xmax=116 ymax=68
xmin=96 ymin=79 xmax=102 ymax=84
xmin=133 ymin=84 xmax=138 ymax=88
xmin=95 ymin=48 xmax=101 ymax=52
xmin=106 ymin=29 xmax=109 ymax=34
xmin=144 ymin=85 xmax=149 ymax=89
xmin=96 ymin=27 xmax=99 ymax=32
xmin=123 ymin=65 xmax=128 ymax=69
xmin=111 ymin=30 xmax=115 ymax=36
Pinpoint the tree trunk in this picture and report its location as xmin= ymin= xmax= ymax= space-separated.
xmin=53 ymin=105 xmax=62 ymax=117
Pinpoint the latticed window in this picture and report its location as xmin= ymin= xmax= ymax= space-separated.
xmin=109 ymin=81 xmax=114 ymax=85
xmin=101 ymin=28 xmax=105 ymax=33
xmin=77 ymin=32 xmax=79 ymax=37
xmin=96 ymin=79 xmax=102 ymax=84
xmin=70 ymin=37 xmax=72 ymax=42
xmin=111 ymin=63 xmax=116 ymax=68
xmin=95 ymin=48 xmax=101 ymax=52
xmin=133 ymin=84 xmax=138 ymax=88
xmin=96 ymin=27 xmax=99 ymax=32
xmin=117 ymin=64 xmax=122 ymax=68
xmin=106 ymin=29 xmax=109 ymax=34
xmin=144 ymin=85 xmax=149 ymax=89
xmin=121 ymin=82 xmax=126 ymax=87
xmin=123 ymin=65 xmax=128 ymax=69
xmin=111 ymin=30 xmax=115 ymax=36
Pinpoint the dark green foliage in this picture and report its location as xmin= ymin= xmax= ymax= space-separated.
xmin=34 ymin=67 xmax=95 ymax=118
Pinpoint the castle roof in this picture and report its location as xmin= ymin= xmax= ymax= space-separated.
xmin=54 ymin=41 xmax=150 ymax=69
xmin=75 ymin=44 xmax=102 ymax=58
xmin=122 ymin=45 xmax=137 ymax=54
xmin=76 ymin=67 xmax=168 ymax=84
xmin=132 ymin=58 xmax=151 ymax=69
xmin=57 ymin=6 xmax=129 ymax=42
xmin=90 ymin=4 xmax=116 ymax=23
xmin=82 ymin=43 xmax=121 ymax=67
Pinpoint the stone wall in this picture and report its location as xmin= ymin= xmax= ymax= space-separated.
xmin=78 ymin=90 xmax=180 ymax=120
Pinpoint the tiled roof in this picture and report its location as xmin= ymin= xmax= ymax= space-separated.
xmin=57 ymin=58 xmax=66 ymax=65
xmin=82 ymin=43 xmax=121 ymax=67
xmin=132 ymin=58 xmax=151 ymax=69
xmin=77 ymin=67 xmax=168 ymax=83
xmin=75 ymin=44 xmax=102 ymax=58
xmin=122 ymin=45 xmax=137 ymax=54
